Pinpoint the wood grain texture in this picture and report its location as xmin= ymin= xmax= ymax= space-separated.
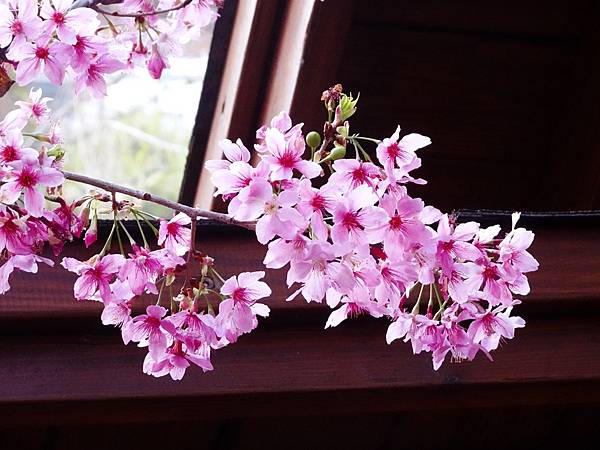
xmin=2 ymin=405 xmax=598 ymax=450
xmin=0 ymin=216 xmax=598 ymax=427
xmin=0 ymin=315 xmax=598 ymax=425
xmin=0 ymin=222 xmax=598 ymax=321
xmin=287 ymin=0 xmax=599 ymax=211
xmin=354 ymin=1 xmax=592 ymax=40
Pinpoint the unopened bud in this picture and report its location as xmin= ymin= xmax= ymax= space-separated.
xmin=329 ymin=144 xmax=346 ymax=160
xmin=47 ymin=145 xmax=65 ymax=161
xmin=306 ymin=131 xmax=321 ymax=149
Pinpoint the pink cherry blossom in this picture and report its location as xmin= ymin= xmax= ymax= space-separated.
xmin=0 ymin=211 xmax=33 ymax=254
xmin=255 ymin=189 xmax=305 ymax=244
xmin=373 ymin=259 xmax=417 ymax=309
xmin=205 ymin=138 xmax=251 ymax=173
xmin=143 ymin=339 xmax=213 ymax=381
xmin=331 ymin=185 xmax=387 ymax=245
xmin=70 ymin=33 xmax=110 ymax=71
xmin=0 ymin=129 xmax=38 ymax=164
xmin=0 ymin=158 xmax=64 ymax=217
xmin=220 ymin=271 xmax=272 ymax=304
xmin=216 ymin=271 xmax=271 ymax=342
xmin=0 ymin=254 xmax=53 ymax=294
xmin=432 ymin=308 xmax=482 ymax=370
xmin=499 ymin=227 xmax=539 ymax=274
xmin=14 ymin=38 xmax=73 ymax=85
xmin=0 ymin=0 xmax=43 ymax=52
xmin=436 ymin=214 xmax=481 ymax=274
xmin=295 ymin=178 xmax=335 ymax=241
xmin=226 ymin=175 xmax=273 ymax=221
xmin=255 ymin=111 xmax=303 ymax=152
xmin=263 ymin=232 xmax=310 ymax=269
xmin=367 ymin=194 xmax=430 ymax=257
xmin=463 ymin=259 xmax=514 ymax=306
xmin=147 ymin=45 xmax=168 ymax=79
xmin=467 ymin=307 xmax=525 ymax=352
xmin=158 ymin=212 xmax=192 ymax=256
xmin=40 ymin=0 xmax=100 ymax=45
xmin=61 ymin=254 xmax=125 ymax=300
xmin=74 ymin=54 xmax=124 ymax=98
xmin=386 ymin=311 xmax=418 ymax=345
xmin=167 ymin=310 xmax=220 ymax=350
xmin=119 ymin=245 xmax=166 ymax=295
xmin=98 ymin=280 xmax=135 ymax=333
xmin=124 ymin=305 xmax=177 ymax=359
xmin=286 ymin=241 xmax=355 ymax=303
xmin=0 ymin=109 xmax=28 ymax=140
xmin=328 ymin=159 xmax=381 ymax=192
xmin=325 ymin=286 xmax=387 ymax=328
xmin=261 ymin=128 xmax=321 ymax=181
xmin=376 ymin=126 xmax=431 ymax=172
xmin=15 ymin=88 xmax=53 ymax=123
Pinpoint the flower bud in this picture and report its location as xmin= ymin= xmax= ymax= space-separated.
xmin=147 ymin=46 xmax=167 ymax=80
xmin=339 ymin=93 xmax=359 ymax=121
xmin=84 ymin=214 xmax=97 ymax=248
xmin=329 ymin=144 xmax=346 ymax=160
xmin=320 ymin=144 xmax=346 ymax=163
xmin=47 ymin=145 xmax=65 ymax=161
xmin=306 ymin=131 xmax=321 ymax=149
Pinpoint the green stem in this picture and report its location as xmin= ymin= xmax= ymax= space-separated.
xmin=209 ymin=267 xmax=226 ymax=284
xmin=411 ymin=283 xmax=425 ymax=314
xmin=352 ymin=139 xmax=372 ymax=162
xmin=156 ymin=278 xmax=166 ymax=306
xmin=115 ymin=219 xmax=125 ymax=255
xmin=99 ymin=222 xmax=116 ymax=257
xmin=136 ymin=210 xmax=159 ymax=236
xmin=132 ymin=211 xmax=149 ymax=249
xmin=118 ymin=220 xmax=136 ymax=245
xmin=353 ymin=135 xmax=381 ymax=144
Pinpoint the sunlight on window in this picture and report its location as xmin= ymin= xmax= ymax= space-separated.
xmin=1 ymin=26 xmax=214 ymax=217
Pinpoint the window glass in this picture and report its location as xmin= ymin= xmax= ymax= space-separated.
xmin=1 ymin=25 xmax=215 ymax=216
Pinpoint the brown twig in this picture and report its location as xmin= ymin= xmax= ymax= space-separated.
xmin=93 ymin=0 xmax=193 ymax=18
xmin=62 ymin=170 xmax=256 ymax=231
xmin=70 ymin=0 xmax=125 ymax=9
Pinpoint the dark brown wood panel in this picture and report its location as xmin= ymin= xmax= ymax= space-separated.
xmin=0 ymin=315 xmax=599 ymax=425
xmin=2 ymin=405 xmax=598 ymax=450
xmin=334 ymin=26 xmax=577 ymax=210
xmin=284 ymin=0 xmax=600 ymax=211
xmin=1 ymin=222 xmax=599 ymax=322
xmin=354 ymin=1 xmax=592 ymax=39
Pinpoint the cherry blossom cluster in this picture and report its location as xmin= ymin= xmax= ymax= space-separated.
xmin=1 ymin=87 xmax=65 ymax=293
xmin=0 ymin=88 xmax=270 ymax=380
xmin=0 ymin=74 xmax=539 ymax=376
xmin=0 ymin=0 xmax=221 ymax=97
xmin=60 ymin=213 xmax=272 ymax=380
xmin=206 ymin=87 xmax=539 ymax=370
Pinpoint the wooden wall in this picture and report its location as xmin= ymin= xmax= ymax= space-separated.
xmin=293 ymin=0 xmax=600 ymax=211
xmin=2 ymin=2 xmax=600 ymax=449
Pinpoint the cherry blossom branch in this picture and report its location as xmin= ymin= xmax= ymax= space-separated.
xmin=62 ymin=170 xmax=256 ymax=230
xmin=70 ymin=0 xmax=124 ymax=9
xmin=93 ymin=0 xmax=194 ymax=18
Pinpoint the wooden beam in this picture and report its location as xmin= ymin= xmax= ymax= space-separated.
xmin=193 ymin=0 xmax=287 ymax=210
xmin=0 ymin=315 xmax=598 ymax=425
xmin=1 ymin=219 xmax=599 ymax=322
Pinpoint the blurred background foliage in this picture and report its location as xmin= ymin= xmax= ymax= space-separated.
xmin=0 ymin=25 xmax=214 ymax=217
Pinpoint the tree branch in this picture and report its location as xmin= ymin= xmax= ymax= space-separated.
xmin=62 ymin=170 xmax=256 ymax=231
xmin=70 ymin=0 xmax=124 ymax=9
xmin=93 ymin=0 xmax=194 ymax=17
